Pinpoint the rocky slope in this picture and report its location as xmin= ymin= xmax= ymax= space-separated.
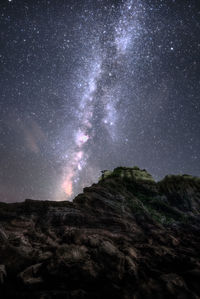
xmin=0 ymin=167 xmax=200 ymax=298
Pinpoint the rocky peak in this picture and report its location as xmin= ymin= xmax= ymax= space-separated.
xmin=99 ymin=166 xmax=155 ymax=182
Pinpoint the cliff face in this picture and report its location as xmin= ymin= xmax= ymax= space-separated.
xmin=0 ymin=167 xmax=200 ymax=299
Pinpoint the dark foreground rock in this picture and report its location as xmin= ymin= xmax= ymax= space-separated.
xmin=0 ymin=167 xmax=200 ymax=298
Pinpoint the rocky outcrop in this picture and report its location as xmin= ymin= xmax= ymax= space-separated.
xmin=99 ymin=166 xmax=155 ymax=182
xmin=0 ymin=167 xmax=200 ymax=298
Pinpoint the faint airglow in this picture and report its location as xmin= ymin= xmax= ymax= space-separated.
xmin=62 ymin=171 xmax=74 ymax=197
xmin=61 ymin=151 xmax=84 ymax=198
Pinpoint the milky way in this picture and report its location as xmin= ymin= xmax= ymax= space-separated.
xmin=0 ymin=0 xmax=200 ymax=202
xmin=61 ymin=0 xmax=145 ymax=199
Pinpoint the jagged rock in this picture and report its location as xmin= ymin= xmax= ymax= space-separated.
xmin=0 ymin=227 xmax=7 ymax=241
xmin=0 ymin=265 xmax=6 ymax=284
xmin=19 ymin=263 xmax=43 ymax=285
xmin=0 ymin=167 xmax=200 ymax=298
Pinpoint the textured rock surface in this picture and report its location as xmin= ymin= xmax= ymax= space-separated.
xmin=0 ymin=167 xmax=200 ymax=298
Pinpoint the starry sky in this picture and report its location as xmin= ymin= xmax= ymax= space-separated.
xmin=0 ymin=0 xmax=200 ymax=202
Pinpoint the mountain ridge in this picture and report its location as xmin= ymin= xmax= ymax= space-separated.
xmin=0 ymin=167 xmax=200 ymax=298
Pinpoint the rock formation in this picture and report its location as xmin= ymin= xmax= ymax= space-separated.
xmin=0 ymin=167 xmax=200 ymax=298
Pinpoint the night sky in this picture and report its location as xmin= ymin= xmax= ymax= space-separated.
xmin=1 ymin=0 xmax=200 ymax=202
